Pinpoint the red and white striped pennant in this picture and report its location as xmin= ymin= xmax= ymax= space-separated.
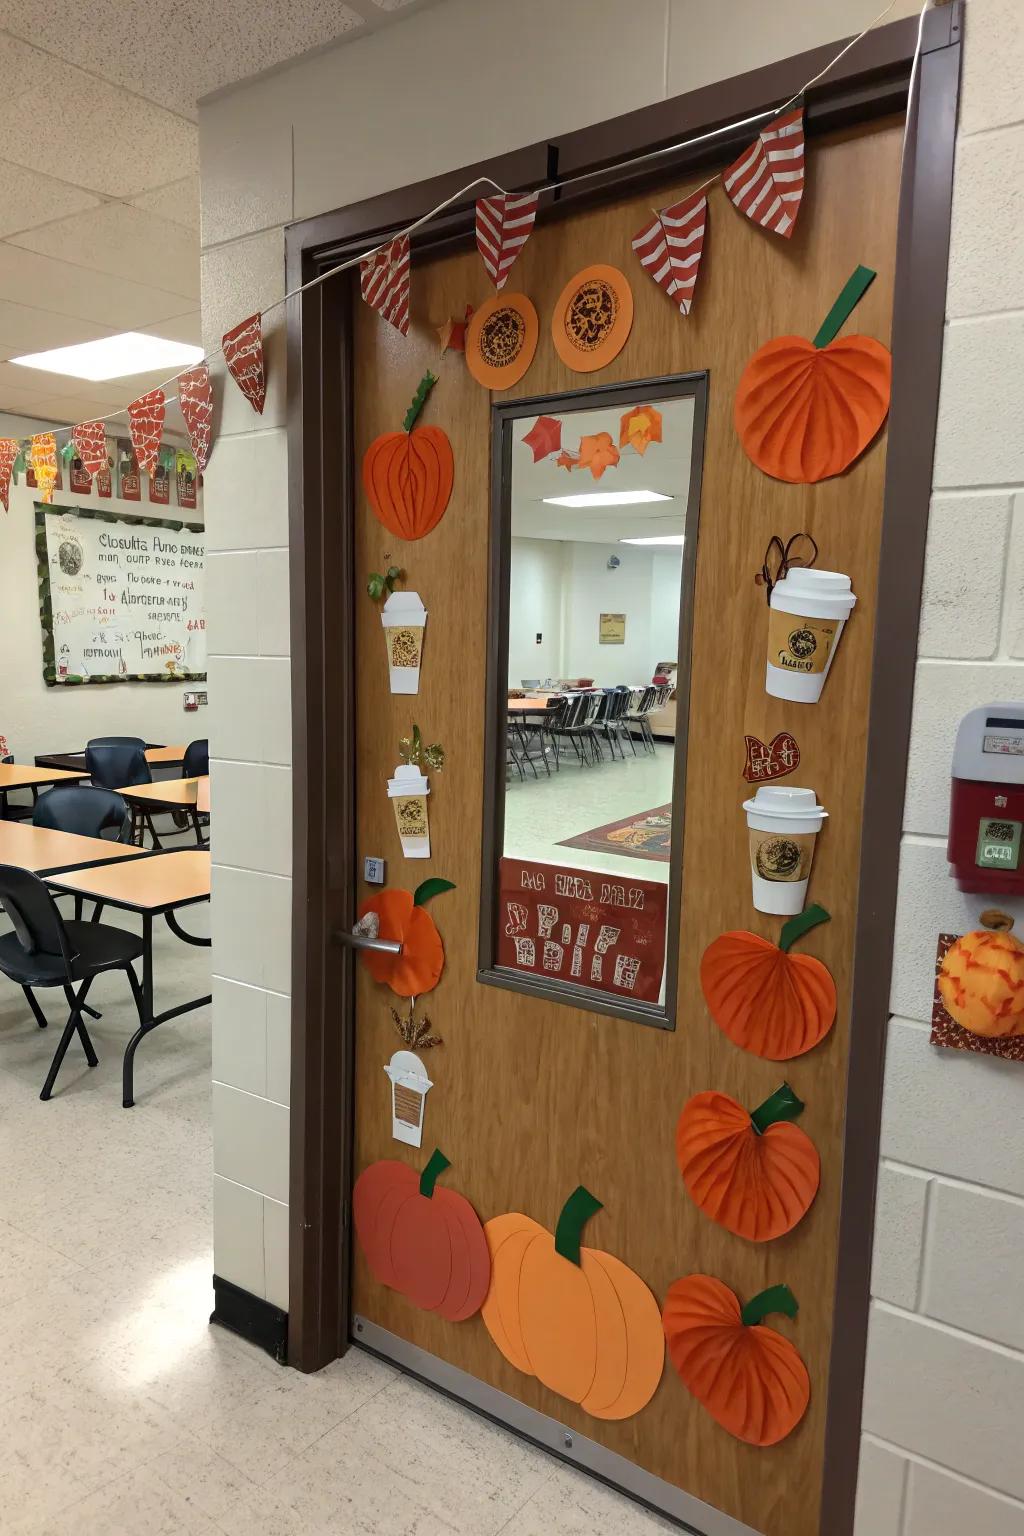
xmin=723 ymin=106 xmax=805 ymax=239
xmin=631 ymin=190 xmax=707 ymax=316
xmin=475 ymin=192 xmax=539 ymax=291
xmin=72 ymin=420 xmax=107 ymax=478
xmin=360 ymin=234 xmax=411 ymax=336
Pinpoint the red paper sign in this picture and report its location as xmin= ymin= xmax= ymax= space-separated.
xmin=743 ymin=731 xmax=801 ymax=783
xmin=222 ymin=313 xmax=266 ymax=414
xmin=72 ymin=420 xmax=107 ymax=478
xmin=498 ymin=856 xmax=667 ymax=1004
xmin=149 ymin=465 xmax=170 ymax=505
xmin=96 ymin=463 xmax=112 ymax=497
xmin=119 ymin=446 xmax=140 ymax=501
xmin=178 ymin=363 xmax=213 ymax=468
xmin=70 ymin=460 xmax=92 ymax=493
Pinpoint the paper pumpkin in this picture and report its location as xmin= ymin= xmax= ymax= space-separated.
xmin=937 ymin=910 xmax=1024 ymax=1038
xmin=353 ymin=1149 xmax=490 ymax=1320
xmin=362 ymin=371 xmax=454 ymax=541
xmin=662 ymin=1276 xmax=810 ymax=1446
xmin=552 ymin=265 xmax=634 ymax=373
xmin=735 ymin=265 xmax=891 ymax=484
xmin=466 ymin=293 xmax=539 ymax=391
xmin=481 ymin=1187 xmax=664 ymax=1420
xmin=356 ymin=877 xmax=454 ymax=998
xmin=701 ymin=904 xmax=836 ymax=1060
xmin=676 ymin=1084 xmax=820 ymax=1241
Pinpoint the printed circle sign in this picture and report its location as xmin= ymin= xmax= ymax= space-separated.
xmin=553 ymin=264 xmax=634 ymax=373
xmin=466 ymin=293 xmax=539 ymax=391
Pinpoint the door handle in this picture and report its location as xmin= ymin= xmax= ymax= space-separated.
xmin=333 ymin=929 xmax=402 ymax=956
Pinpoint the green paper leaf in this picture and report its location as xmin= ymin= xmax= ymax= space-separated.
xmin=413 ymin=877 xmax=455 ymax=907
xmin=554 ymin=1186 xmax=603 ymax=1267
xmin=367 ymin=572 xmax=386 ymax=600
xmin=813 ymin=265 xmax=877 ymax=348
xmin=402 ymin=370 xmax=438 ymax=432
xmin=778 ymin=903 xmax=831 ymax=953
xmin=750 ymin=1082 xmax=805 ymax=1135
xmin=741 ymin=1284 xmax=799 ymax=1328
xmin=60 ymin=440 xmax=75 ymax=466
xmin=419 ymin=1146 xmax=450 ymax=1198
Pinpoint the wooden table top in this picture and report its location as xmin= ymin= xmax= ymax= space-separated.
xmin=47 ymin=849 xmax=211 ymax=911
xmin=145 ymin=745 xmax=187 ymax=765
xmin=0 ymin=821 xmax=146 ymax=875
xmin=116 ymin=776 xmax=206 ymax=807
xmin=507 ymin=697 xmax=557 ymax=712
xmin=33 ymin=745 xmax=187 ymax=772
xmin=0 ymin=763 xmax=90 ymax=790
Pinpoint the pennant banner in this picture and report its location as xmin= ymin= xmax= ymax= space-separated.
xmin=31 ymin=434 xmax=58 ymax=504
xmin=723 ymin=106 xmax=805 ymax=239
xmin=127 ymin=388 xmax=166 ymax=479
xmin=475 ymin=192 xmax=539 ymax=291
xmin=178 ymin=363 xmax=214 ymax=469
xmin=72 ymin=420 xmax=107 ymax=479
xmin=222 ymin=313 xmax=266 ymax=415
xmin=360 ymin=235 xmax=410 ymax=336
xmin=0 ymin=438 xmax=17 ymax=512
xmin=632 ymin=191 xmax=707 ymax=316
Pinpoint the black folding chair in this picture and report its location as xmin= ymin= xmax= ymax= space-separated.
xmin=1 ymin=754 xmax=39 ymax=823
xmin=182 ymin=740 xmax=210 ymax=846
xmin=85 ymin=739 xmax=162 ymax=847
xmin=0 ymin=863 xmax=145 ymax=1101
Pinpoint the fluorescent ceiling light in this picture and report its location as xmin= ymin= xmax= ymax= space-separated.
xmin=619 ymin=534 xmax=686 ymax=546
xmin=11 ymin=332 xmax=205 ymax=382
xmin=541 ymin=489 xmax=673 ymax=508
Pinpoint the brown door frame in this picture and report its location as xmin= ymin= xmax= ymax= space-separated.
xmin=284 ymin=9 xmax=962 ymax=1532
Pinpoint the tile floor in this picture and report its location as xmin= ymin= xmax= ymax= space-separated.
xmin=0 ymin=852 xmax=677 ymax=1534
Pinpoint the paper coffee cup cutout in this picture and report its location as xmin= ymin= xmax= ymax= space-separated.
xmin=743 ymin=785 xmax=827 ymax=916
xmin=381 ymin=590 xmax=427 ymax=694
xmin=385 ymin=1049 xmax=432 ymax=1148
xmin=389 ymin=762 xmax=430 ymax=858
xmin=766 ymin=568 xmax=856 ymax=703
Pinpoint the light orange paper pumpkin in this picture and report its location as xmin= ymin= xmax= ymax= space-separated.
xmin=735 ymin=265 xmax=891 ymax=484
xmin=676 ymin=1084 xmax=820 ymax=1241
xmin=700 ymin=904 xmax=836 ymax=1060
xmin=663 ymin=1275 xmax=810 ymax=1446
xmin=356 ymin=878 xmax=453 ymax=998
xmin=937 ymin=910 xmax=1024 ymax=1037
xmin=363 ymin=372 xmax=454 ymax=541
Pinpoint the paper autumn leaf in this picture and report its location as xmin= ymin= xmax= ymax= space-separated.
xmin=577 ymin=432 xmax=620 ymax=481
xmin=522 ymin=415 xmax=562 ymax=462
xmin=620 ymin=405 xmax=663 ymax=456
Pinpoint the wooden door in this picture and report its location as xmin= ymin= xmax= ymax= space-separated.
xmin=350 ymin=118 xmax=903 ymax=1536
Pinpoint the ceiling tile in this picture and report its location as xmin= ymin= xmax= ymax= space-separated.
xmin=132 ymin=175 xmax=200 ymax=231
xmin=0 ymin=360 xmax=106 ymax=400
xmin=0 ymin=158 xmax=102 ymax=238
xmin=0 ymin=242 xmax=197 ymax=329
xmin=139 ymin=311 xmax=202 ymax=346
xmin=0 ymin=301 xmax=115 ymax=352
xmin=9 ymin=203 xmax=200 ymax=299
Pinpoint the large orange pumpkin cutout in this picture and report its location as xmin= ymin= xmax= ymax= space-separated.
xmin=937 ymin=909 xmax=1024 ymax=1038
xmin=353 ymin=1149 xmax=490 ymax=1321
xmin=663 ymin=1275 xmax=810 ymax=1446
xmin=363 ymin=370 xmax=454 ymax=540
xmin=676 ymin=1084 xmax=820 ymax=1241
xmin=735 ymin=265 xmax=892 ymax=484
xmin=356 ymin=877 xmax=454 ymax=998
xmin=481 ymin=1187 xmax=664 ymax=1420
xmin=701 ymin=904 xmax=836 ymax=1061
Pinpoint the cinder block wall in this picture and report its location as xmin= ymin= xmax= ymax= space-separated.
xmin=854 ymin=3 xmax=1024 ymax=1532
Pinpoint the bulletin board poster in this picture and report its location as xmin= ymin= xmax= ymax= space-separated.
xmin=599 ymin=611 xmax=626 ymax=644
xmin=498 ymin=856 xmax=667 ymax=1003
xmin=35 ymin=504 xmax=206 ymax=686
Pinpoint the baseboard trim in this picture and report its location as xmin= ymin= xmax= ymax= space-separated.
xmin=352 ymin=1315 xmax=762 ymax=1536
xmin=211 ymin=1274 xmax=288 ymax=1364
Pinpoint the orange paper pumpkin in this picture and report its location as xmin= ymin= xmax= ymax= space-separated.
xmin=735 ymin=265 xmax=892 ymax=484
xmin=701 ymin=904 xmax=836 ymax=1061
xmin=937 ymin=911 xmax=1024 ymax=1038
xmin=662 ymin=1275 xmax=810 ymax=1446
xmin=356 ymin=878 xmax=454 ymax=998
xmin=676 ymin=1084 xmax=820 ymax=1241
xmin=353 ymin=1149 xmax=491 ymax=1321
xmin=363 ymin=371 xmax=454 ymax=541
xmin=481 ymin=1187 xmax=664 ymax=1420
xmin=552 ymin=265 xmax=634 ymax=373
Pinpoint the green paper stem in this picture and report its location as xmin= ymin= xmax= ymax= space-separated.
xmin=812 ymin=265 xmax=877 ymax=349
xmin=413 ymin=877 xmax=455 ymax=907
xmin=741 ymin=1284 xmax=799 ymax=1328
xmin=554 ymin=1185 xmax=603 ymax=1267
xmin=778 ymin=903 xmax=831 ymax=953
xmin=403 ymin=371 xmax=438 ymax=432
xmin=419 ymin=1147 xmax=450 ymax=1198
xmin=750 ymin=1082 xmax=805 ymax=1135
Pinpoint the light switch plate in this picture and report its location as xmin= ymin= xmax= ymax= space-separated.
xmin=364 ymin=856 xmax=385 ymax=884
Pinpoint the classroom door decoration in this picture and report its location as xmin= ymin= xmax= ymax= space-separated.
xmin=475 ymin=192 xmax=539 ymax=290
xmin=30 ymin=433 xmax=58 ymax=504
xmin=700 ymin=905 xmax=836 ymax=1060
xmin=936 ymin=910 xmax=1024 ymax=1038
xmin=481 ymin=1187 xmax=664 ymax=1420
xmin=363 ymin=371 xmax=454 ymax=540
xmin=222 ymin=313 xmax=266 ymax=414
xmin=71 ymin=420 xmax=107 ymax=479
xmin=465 ymin=292 xmax=539 ymax=391
xmin=662 ymin=1276 xmax=809 ymax=1445
xmin=178 ymin=364 xmax=214 ymax=469
xmin=0 ymin=437 xmax=17 ymax=511
xmin=353 ymin=1150 xmax=491 ymax=1321
xmin=631 ymin=191 xmax=707 ymax=316
xmin=356 ymin=878 xmax=455 ymax=999
xmin=552 ymin=265 xmax=634 ymax=373
xmin=360 ymin=234 xmax=411 ymax=337
xmin=384 ymin=1050 xmax=433 ymax=1147
xmin=127 ymin=388 xmax=165 ymax=478
xmin=722 ymin=106 xmax=805 ymax=238
xmin=381 ymin=589 xmax=428 ymax=693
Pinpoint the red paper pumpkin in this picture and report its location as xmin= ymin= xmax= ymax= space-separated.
xmin=353 ymin=1149 xmax=490 ymax=1321
xmin=662 ymin=1275 xmax=810 ymax=1445
xmin=700 ymin=904 xmax=836 ymax=1060
xmin=363 ymin=371 xmax=454 ymax=541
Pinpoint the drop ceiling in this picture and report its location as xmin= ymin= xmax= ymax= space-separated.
xmin=0 ymin=0 xmax=433 ymax=430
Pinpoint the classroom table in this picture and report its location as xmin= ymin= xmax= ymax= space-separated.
xmin=0 ymin=820 xmax=146 ymax=875
xmin=506 ymin=697 xmax=557 ymax=712
xmin=34 ymin=745 xmax=186 ymax=772
xmin=0 ymin=763 xmax=90 ymax=792
xmin=115 ymin=776 xmax=206 ymax=810
xmin=46 ymin=849 xmax=211 ymax=1108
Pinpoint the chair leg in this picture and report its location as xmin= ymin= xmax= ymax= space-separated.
xmin=40 ymin=978 xmax=97 ymax=1101
xmin=23 ymin=986 xmax=48 ymax=1029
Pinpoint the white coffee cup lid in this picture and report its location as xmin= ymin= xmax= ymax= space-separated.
xmin=382 ymin=590 xmax=426 ymax=619
xmin=771 ymin=568 xmax=857 ymax=611
xmin=389 ymin=762 xmax=429 ymax=793
xmin=743 ymin=785 xmax=827 ymax=819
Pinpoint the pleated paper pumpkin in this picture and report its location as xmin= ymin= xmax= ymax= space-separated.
xmin=735 ymin=265 xmax=891 ymax=484
xmin=356 ymin=878 xmax=454 ymax=998
xmin=662 ymin=1275 xmax=810 ymax=1446
xmin=353 ymin=1149 xmax=490 ymax=1321
xmin=700 ymin=904 xmax=836 ymax=1061
xmin=363 ymin=371 xmax=454 ymax=541
xmin=937 ymin=910 xmax=1024 ymax=1038
xmin=675 ymin=1083 xmax=820 ymax=1241
xmin=481 ymin=1187 xmax=664 ymax=1420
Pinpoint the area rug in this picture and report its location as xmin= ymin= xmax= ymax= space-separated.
xmin=558 ymin=804 xmax=672 ymax=863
